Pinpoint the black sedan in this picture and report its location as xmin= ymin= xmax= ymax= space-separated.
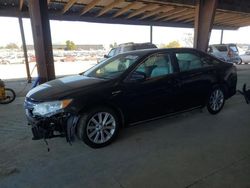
xmin=24 ymin=48 xmax=237 ymax=148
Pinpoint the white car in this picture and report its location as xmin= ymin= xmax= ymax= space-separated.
xmin=4 ymin=55 xmax=24 ymax=64
xmin=208 ymin=44 xmax=242 ymax=64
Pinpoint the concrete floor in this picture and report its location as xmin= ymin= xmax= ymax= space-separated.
xmin=0 ymin=65 xmax=250 ymax=188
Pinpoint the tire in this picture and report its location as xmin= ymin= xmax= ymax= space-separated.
xmin=207 ymin=87 xmax=225 ymax=114
xmin=236 ymin=58 xmax=242 ymax=65
xmin=0 ymin=88 xmax=16 ymax=104
xmin=77 ymin=107 xmax=120 ymax=148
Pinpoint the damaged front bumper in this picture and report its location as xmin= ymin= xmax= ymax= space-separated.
xmin=24 ymin=99 xmax=79 ymax=143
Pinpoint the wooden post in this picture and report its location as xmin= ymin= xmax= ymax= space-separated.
xmin=18 ymin=16 xmax=31 ymax=83
xmin=28 ymin=0 xmax=55 ymax=84
xmin=194 ymin=0 xmax=218 ymax=51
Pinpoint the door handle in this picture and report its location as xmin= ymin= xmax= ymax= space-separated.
xmin=112 ymin=90 xmax=122 ymax=95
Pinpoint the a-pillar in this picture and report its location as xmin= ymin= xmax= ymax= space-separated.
xmin=194 ymin=0 xmax=218 ymax=51
xmin=28 ymin=0 xmax=55 ymax=84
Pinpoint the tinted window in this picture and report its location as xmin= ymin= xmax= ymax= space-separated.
xmin=122 ymin=46 xmax=133 ymax=52
xmin=85 ymin=54 xmax=139 ymax=79
xmin=176 ymin=52 xmax=203 ymax=71
xmin=200 ymin=55 xmax=220 ymax=66
xmin=135 ymin=53 xmax=173 ymax=78
xmin=108 ymin=49 xmax=116 ymax=57
xmin=207 ymin=47 xmax=213 ymax=53
xmin=215 ymin=45 xmax=228 ymax=52
xmin=135 ymin=44 xmax=157 ymax=50
xmin=229 ymin=45 xmax=238 ymax=52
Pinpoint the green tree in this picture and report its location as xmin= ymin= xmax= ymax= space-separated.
xmin=162 ymin=41 xmax=181 ymax=48
xmin=65 ymin=40 xmax=76 ymax=50
xmin=5 ymin=43 xmax=19 ymax=49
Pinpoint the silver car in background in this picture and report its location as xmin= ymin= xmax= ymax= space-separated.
xmin=208 ymin=44 xmax=242 ymax=64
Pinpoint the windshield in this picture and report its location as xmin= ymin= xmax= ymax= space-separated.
xmin=84 ymin=54 xmax=140 ymax=79
xmin=215 ymin=45 xmax=228 ymax=52
xmin=229 ymin=45 xmax=238 ymax=52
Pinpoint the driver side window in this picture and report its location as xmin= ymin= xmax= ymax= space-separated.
xmin=135 ymin=53 xmax=173 ymax=79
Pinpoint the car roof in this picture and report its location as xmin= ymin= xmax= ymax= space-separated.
xmin=118 ymin=47 xmax=202 ymax=56
xmin=210 ymin=43 xmax=237 ymax=47
xmin=118 ymin=42 xmax=156 ymax=47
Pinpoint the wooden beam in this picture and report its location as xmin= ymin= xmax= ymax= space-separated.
xmin=163 ymin=9 xmax=194 ymax=21
xmin=216 ymin=17 xmax=250 ymax=28
xmin=80 ymin=0 xmax=102 ymax=16
xmin=181 ymin=17 xmax=194 ymax=23
xmin=223 ymin=16 xmax=250 ymax=25
xmin=236 ymin=21 xmax=250 ymax=27
xmin=97 ymin=0 xmax=123 ymax=17
xmin=62 ymin=0 xmax=77 ymax=14
xmin=19 ymin=0 xmax=24 ymax=11
xmin=153 ymin=7 xmax=187 ymax=21
xmin=113 ymin=2 xmax=140 ymax=18
xmin=214 ymin=13 xmax=227 ymax=20
xmin=173 ymin=13 xmax=194 ymax=22
xmin=215 ymin=15 xmax=242 ymax=24
xmin=215 ymin=13 xmax=237 ymax=22
xmin=126 ymin=4 xmax=158 ymax=19
xmin=139 ymin=6 xmax=174 ymax=20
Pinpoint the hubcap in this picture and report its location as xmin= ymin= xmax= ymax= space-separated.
xmin=87 ymin=112 xmax=116 ymax=144
xmin=209 ymin=89 xmax=224 ymax=111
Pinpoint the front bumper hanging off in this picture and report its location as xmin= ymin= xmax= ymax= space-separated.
xmin=25 ymin=100 xmax=79 ymax=143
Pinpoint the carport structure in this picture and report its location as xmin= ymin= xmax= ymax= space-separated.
xmin=1 ymin=0 xmax=250 ymax=83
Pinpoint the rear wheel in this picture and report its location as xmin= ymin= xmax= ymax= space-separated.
xmin=235 ymin=58 xmax=242 ymax=65
xmin=0 ymin=88 xmax=16 ymax=104
xmin=77 ymin=107 xmax=120 ymax=148
xmin=207 ymin=87 xmax=225 ymax=114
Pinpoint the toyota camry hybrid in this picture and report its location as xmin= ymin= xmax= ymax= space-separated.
xmin=24 ymin=48 xmax=237 ymax=148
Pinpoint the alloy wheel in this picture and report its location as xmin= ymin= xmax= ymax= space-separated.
xmin=86 ymin=112 xmax=116 ymax=144
xmin=209 ymin=89 xmax=224 ymax=112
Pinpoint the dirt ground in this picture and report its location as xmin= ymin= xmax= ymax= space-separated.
xmin=0 ymin=65 xmax=250 ymax=188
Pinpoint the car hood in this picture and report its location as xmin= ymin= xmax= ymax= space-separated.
xmin=26 ymin=75 xmax=107 ymax=101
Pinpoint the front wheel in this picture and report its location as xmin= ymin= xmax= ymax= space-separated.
xmin=235 ymin=58 xmax=242 ymax=65
xmin=77 ymin=107 xmax=120 ymax=148
xmin=207 ymin=87 xmax=225 ymax=114
xmin=0 ymin=88 xmax=16 ymax=104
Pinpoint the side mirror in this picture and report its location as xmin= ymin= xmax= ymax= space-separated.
xmin=129 ymin=71 xmax=147 ymax=82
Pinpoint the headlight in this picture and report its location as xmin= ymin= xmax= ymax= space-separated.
xmin=32 ymin=99 xmax=72 ymax=117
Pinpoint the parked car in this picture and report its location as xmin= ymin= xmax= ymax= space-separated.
xmin=3 ymin=55 xmax=25 ymax=64
xmin=208 ymin=44 xmax=242 ymax=64
xmin=244 ymin=46 xmax=250 ymax=55
xmin=24 ymin=48 xmax=237 ymax=148
xmin=98 ymin=42 xmax=157 ymax=63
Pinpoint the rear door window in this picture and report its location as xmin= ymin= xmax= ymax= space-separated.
xmin=175 ymin=52 xmax=203 ymax=71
